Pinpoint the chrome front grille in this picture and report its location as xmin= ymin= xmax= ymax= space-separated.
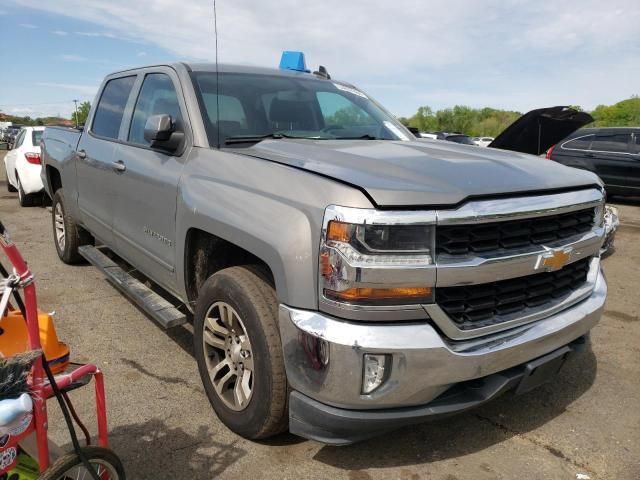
xmin=436 ymin=208 xmax=595 ymax=255
xmin=435 ymin=257 xmax=591 ymax=330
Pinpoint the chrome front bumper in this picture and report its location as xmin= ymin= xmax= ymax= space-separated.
xmin=279 ymin=267 xmax=606 ymax=413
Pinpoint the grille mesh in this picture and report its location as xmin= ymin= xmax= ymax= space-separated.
xmin=437 ymin=208 xmax=595 ymax=255
xmin=436 ymin=257 xmax=591 ymax=330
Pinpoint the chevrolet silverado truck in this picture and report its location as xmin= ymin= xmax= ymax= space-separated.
xmin=40 ymin=55 xmax=607 ymax=445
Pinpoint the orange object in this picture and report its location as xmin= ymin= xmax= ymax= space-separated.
xmin=324 ymin=286 xmax=432 ymax=302
xmin=0 ymin=308 xmax=70 ymax=374
xmin=327 ymin=221 xmax=353 ymax=242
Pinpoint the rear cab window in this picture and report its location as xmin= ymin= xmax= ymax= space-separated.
xmin=91 ymin=75 xmax=137 ymax=140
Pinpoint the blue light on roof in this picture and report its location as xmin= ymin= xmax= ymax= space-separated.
xmin=279 ymin=51 xmax=309 ymax=72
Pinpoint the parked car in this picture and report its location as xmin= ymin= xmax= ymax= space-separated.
xmin=3 ymin=125 xmax=23 ymax=146
xmin=41 ymin=54 xmax=607 ymax=445
xmin=437 ymin=132 xmax=476 ymax=145
xmin=474 ymin=136 xmax=494 ymax=147
xmin=547 ymin=127 xmax=640 ymax=197
xmin=419 ymin=132 xmax=438 ymax=140
xmin=4 ymin=126 xmax=45 ymax=206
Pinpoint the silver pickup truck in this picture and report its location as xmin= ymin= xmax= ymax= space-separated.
xmin=41 ymin=58 xmax=607 ymax=445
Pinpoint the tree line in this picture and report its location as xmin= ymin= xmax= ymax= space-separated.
xmin=0 ymin=101 xmax=91 ymax=127
xmin=398 ymin=96 xmax=640 ymax=136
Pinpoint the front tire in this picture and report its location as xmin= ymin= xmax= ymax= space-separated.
xmin=40 ymin=446 xmax=125 ymax=480
xmin=194 ymin=266 xmax=288 ymax=440
xmin=52 ymin=188 xmax=92 ymax=264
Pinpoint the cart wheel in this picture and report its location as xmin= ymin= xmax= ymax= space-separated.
xmin=39 ymin=446 xmax=125 ymax=480
xmin=52 ymin=188 xmax=93 ymax=264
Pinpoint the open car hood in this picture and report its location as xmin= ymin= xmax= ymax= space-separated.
xmin=488 ymin=106 xmax=593 ymax=155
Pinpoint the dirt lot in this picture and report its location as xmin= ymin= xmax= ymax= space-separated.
xmin=0 ymin=150 xmax=638 ymax=479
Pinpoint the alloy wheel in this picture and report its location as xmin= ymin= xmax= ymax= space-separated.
xmin=202 ymin=301 xmax=254 ymax=411
xmin=54 ymin=202 xmax=66 ymax=251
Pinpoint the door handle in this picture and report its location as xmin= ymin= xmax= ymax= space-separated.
xmin=77 ymin=149 xmax=87 ymax=159
xmin=112 ymin=160 xmax=126 ymax=173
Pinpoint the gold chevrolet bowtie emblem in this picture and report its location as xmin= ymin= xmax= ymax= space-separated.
xmin=538 ymin=247 xmax=573 ymax=272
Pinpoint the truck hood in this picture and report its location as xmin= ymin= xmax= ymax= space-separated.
xmin=242 ymin=138 xmax=601 ymax=207
xmin=488 ymin=106 xmax=594 ymax=155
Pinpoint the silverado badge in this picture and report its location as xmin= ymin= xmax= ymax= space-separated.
xmin=536 ymin=246 xmax=573 ymax=272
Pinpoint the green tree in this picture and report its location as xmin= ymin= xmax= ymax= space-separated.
xmin=71 ymin=101 xmax=91 ymax=126
xmin=591 ymin=96 xmax=640 ymax=127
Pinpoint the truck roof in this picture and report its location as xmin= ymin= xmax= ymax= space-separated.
xmin=110 ymin=62 xmax=337 ymax=81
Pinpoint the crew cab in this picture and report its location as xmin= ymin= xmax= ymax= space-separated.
xmin=40 ymin=53 xmax=607 ymax=445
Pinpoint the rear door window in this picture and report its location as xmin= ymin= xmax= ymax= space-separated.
xmin=128 ymin=73 xmax=182 ymax=146
xmin=590 ymin=133 xmax=631 ymax=153
xmin=92 ymin=76 xmax=136 ymax=140
xmin=562 ymin=135 xmax=593 ymax=151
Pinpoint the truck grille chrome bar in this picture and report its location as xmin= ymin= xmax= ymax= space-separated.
xmin=436 ymin=257 xmax=590 ymax=329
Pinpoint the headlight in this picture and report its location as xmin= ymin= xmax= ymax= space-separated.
xmin=319 ymin=206 xmax=436 ymax=309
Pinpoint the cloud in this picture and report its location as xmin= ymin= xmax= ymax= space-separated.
xmin=52 ymin=30 xmax=68 ymax=36
xmin=13 ymin=0 xmax=640 ymax=115
xmin=57 ymin=54 xmax=87 ymax=62
xmin=137 ymin=51 xmax=147 ymax=57
xmin=75 ymin=31 xmax=117 ymax=38
xmin=0 ymin=10 xmax=8 ymax=15
xmin=36 ymin=82 xmax=98 ymax=96
xmin=19 ymin=23 xmax=37 ymax=28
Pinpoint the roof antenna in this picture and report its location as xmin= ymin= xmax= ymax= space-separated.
xmin=313 ymin=65 xmax=331 ymax=79
xmin=213 ymin=0 xmax=220 ymax=147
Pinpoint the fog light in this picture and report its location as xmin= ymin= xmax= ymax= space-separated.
xmin=362 ymin=354 xmax=389 ymax=394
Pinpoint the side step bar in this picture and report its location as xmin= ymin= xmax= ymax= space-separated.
xmin=78 ymin=245 xmax=187 ymax=329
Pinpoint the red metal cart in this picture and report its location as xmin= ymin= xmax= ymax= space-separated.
xmin=0 ymin=221 xmax=124 ymax=479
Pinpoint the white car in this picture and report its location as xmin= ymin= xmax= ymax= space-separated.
xmin=4 ymin=126 xmax=45 ymax=206
xmin=473 ymin=136 xmax=495 ymax=147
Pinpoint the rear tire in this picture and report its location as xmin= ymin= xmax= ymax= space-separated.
xmin=39 ymin=446 xmax=125 ymax=480
xmin=16 ymin=173 xmax=36 ymax=207
xmin=5 ymin=167 xmax=17 ymax=192
xmin=52 ymin=188 xmax=92 ymax=264
xmin=194 ymin=266 xmax=288 ymax=440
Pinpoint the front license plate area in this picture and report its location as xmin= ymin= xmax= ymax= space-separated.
xmin=515 ymin=346 xmax=571 ymax=395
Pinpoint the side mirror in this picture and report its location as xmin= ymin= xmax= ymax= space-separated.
xmin=143 ymin=114 xmax=183 ymax=152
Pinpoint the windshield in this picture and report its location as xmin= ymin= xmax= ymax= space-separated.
xmin=192 ymin=72 xmax=412 ymax=146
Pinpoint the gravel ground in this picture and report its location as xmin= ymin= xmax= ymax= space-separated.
xmin=0 ymin=150 xmax=638 ymax=479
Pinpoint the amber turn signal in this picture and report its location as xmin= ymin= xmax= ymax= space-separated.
xmin=324 ymin=286 xmax=432 ymax=302
xmin=326 ymin=221 xmax=353 ymax=242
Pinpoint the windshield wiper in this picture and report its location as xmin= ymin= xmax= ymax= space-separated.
xmin=333 ymin=134 xmax=383 ymax=140
xmin=224 ymin=133 xmax=289 ymax=145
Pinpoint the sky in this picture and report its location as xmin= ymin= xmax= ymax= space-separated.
xmin=1 ymin=0 xmax=639 ymax=119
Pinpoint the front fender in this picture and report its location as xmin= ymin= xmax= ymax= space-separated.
xmin=175 ymin=148 xmax=372 ymax=309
